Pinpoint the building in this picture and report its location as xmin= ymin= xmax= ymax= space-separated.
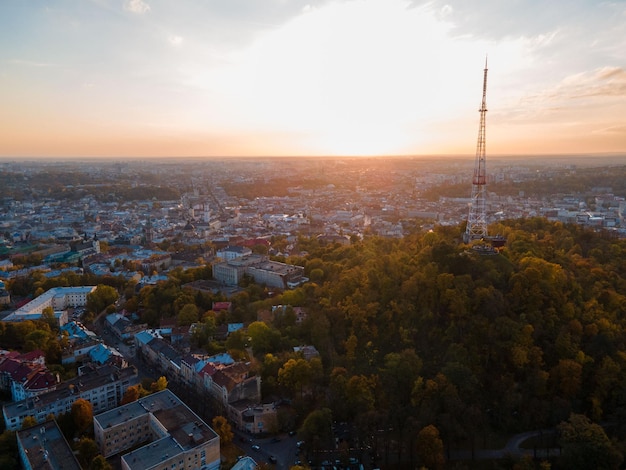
xmin=2 ymin=286 xmax=96 ymax=324
xmin=0 ymin=350 xmax=57 ymax=402
xmin=3 ymin=364 xmax=138 ymax=431
xmin=216 ymin=245 xmax=252 ymax=261
xmin=212 ymin=254 xmax=306 ymax=289
xmin=16 ymin=419 xmax=82 ymax=470
xmin=94 ymin=389 xmax=220 ymax=470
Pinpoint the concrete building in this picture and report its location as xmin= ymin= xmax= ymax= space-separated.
xmin=2 ymin=286 xmax=96 ymax=324
xmin=212 ymin=254 xmax=306 ymax=289
xmin=216 ymin=245 xmax=252 ymax=261
xmin=3 ymin=364 xmax=138 ymax=431
xmin=94 ymin=389 xmax=220 ymax=470
xmin=17 ymin=420 xmax=82 ymax=470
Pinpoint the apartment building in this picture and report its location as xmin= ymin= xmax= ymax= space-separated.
xmin=94 ymin=389 xmax=220 ymax=470
xmin=3 ymin=364 xmax=138 ymax=431
xmin=17 ymin=420 xmax=82 ymax=470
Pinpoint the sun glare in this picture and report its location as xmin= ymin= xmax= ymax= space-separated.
xmin=205 ymin=0 xmax=524 ymax=156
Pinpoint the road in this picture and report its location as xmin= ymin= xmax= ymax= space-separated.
xmin=449 ymin=429 xmax=560 ymax=461
xmin=234 ymin=430 xmax=300 ymax=470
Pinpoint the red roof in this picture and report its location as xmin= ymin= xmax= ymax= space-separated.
xmin=18 ymin=349 xmax=45 ymax=362
xmin=212 ymin=302 xmax=232 ymax=312
xmin=24 ymin=370 xmax=57 ymax=391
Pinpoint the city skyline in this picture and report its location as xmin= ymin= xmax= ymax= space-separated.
xmin=1 ymin=0 xmax=625 ymax=159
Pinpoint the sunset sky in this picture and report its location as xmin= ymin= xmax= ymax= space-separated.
xmin=1 ymin=0 xmax=624 ymax=158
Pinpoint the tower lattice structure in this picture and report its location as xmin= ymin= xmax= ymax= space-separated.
xmin=464 ymin=59 xmax=489 ymax=243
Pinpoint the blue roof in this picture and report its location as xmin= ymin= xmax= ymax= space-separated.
xmin=89 ymin=343 xmax=112 ymax=364
xmin=207 ymin=352 xmax=234 ymax=365
xmin=135 ymin=330 xmax=155 ymax=345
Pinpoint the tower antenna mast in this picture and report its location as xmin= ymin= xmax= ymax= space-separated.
xmin=464 ymin=57 xmax=489 ymax=243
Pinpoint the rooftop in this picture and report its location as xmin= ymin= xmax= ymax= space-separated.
xmin=17 ymin=420 xmax=82 ymax=470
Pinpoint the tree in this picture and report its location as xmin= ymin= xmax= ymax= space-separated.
xmin=558 ymin=413 xmax=623 ymax=470
xmin=278 ymin=358 xmax=312 ymax=399
xmin=120 ymin=385 xmax=141 ymax=404
xmin=247 ymin=321 xmax=280 ymax=355
xmin=212 ymin=416 xmax=234 ymax=445
xmin=71 ymin=398 xmax=94 ymax=434
xmin=87 ymin=284 xmax=119 ymax=314
xmin=77 ymin=437 xmax=99 ymax=467
xmin=177 ymin=303 xmax=199 ymax=326
xmin=416 ymin=425 xmax=445 ymax=470
xmin=89 ymin=455 xmax=113 ymax=470
xmin=300 ymin=408 xmax=333 ymax=452
xmin=0 ymin=430 xmax=18 ymax=469
xmin=21 ymin=416 xmax=37 ymax=429
xmin=150 ymin=376 xmax=168 ymax=392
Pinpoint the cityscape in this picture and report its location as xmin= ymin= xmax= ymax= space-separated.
xmin=1 ymin=1 xmax=625 ymax=469
xmin=0 ymin=155 xmax=625 ymax=470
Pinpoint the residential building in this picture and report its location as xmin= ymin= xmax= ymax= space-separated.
xmin=3 ymin=364 xmax=138 ymax=431
xmin=94 ymin=389 xmax=220 ymax=470
xmin=17 ymin=419 xmax=82 ymax=470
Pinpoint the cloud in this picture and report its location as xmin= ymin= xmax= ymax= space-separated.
xmin=8 ymin=59 xmax=56 ymax=68
xmin=593 ymin=125 xmax=626 ymax=136
xmin=554 ymin=67 xmax=626 ymax=99
xmin=168 ymin=35 xmax=183 ymax=46
xmin=124 ymin=0 xmax=150 ymax=14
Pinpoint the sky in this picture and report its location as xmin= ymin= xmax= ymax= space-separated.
xmin=0 ymin=0 xmax=624 ymax=158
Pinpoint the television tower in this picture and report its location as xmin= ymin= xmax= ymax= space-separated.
xmin=464 ymin=58 xmax=489 ymax=243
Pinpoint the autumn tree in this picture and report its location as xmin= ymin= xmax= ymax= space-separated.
xmin=71 ymin=398 xmax=94 ymax=435
xmin=150 ymin=376 xmax=168 ymax=392
xmin=416 ymin=425 xmax=445 ymax=470
xmin=21 ymin=416 xmax=37 ymax=429
xmin=558 ymin=413 xmax=623 ymax=470
xmin=212 ymin=416 xmax=234 ymax=445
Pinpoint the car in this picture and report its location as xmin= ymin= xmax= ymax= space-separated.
xmin=271 ymin=437 xmax=281 ymax=443
xmin=269 ymin=456 xmax=277 ymax=464
xmin=252 ymin=445 xmax=260 ymax=452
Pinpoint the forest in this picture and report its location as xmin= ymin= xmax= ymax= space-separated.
xmin=3 ymin=217 xmax=626 ymax=469
xmin=122 ymin=218 xmax=626 ymax=469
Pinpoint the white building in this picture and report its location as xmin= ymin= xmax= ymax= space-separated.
xmin=2 ymin=286 xmax=96 ymax=324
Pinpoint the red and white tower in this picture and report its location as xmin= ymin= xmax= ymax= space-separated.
xmin=464 ymin=58 xmax=489 ymax=243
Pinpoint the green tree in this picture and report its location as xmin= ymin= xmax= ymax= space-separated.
xmin=0 ymin=430 xmax=18 ymax=469
xmin=300 ymin=408 xmax=333 ymax=453
xmin=177 ymin=303 xmax=199 ymax=326
xmin=89 ymin=455 xmax=113 ymax=470
xmin=77 ymin=437 xmax=99 ymax=467
xmin=87 ymin=284 xmax=119 ymax=314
